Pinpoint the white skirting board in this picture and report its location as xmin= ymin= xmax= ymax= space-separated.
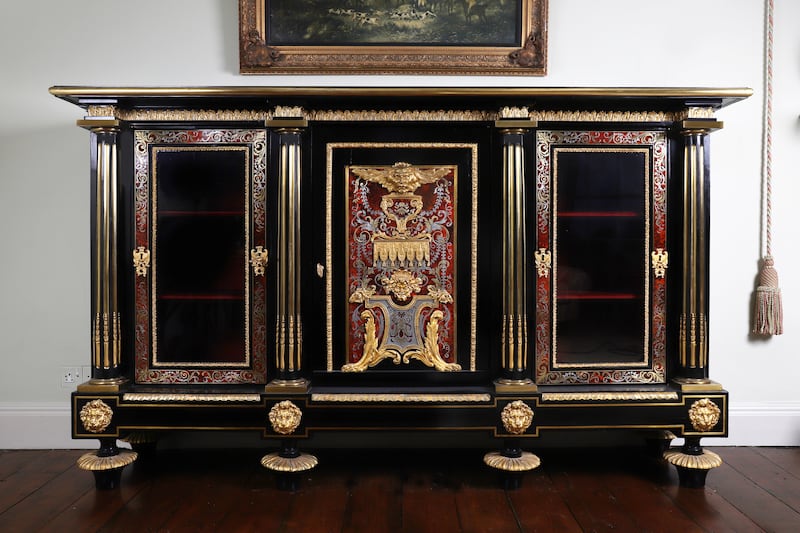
xmin=1 ymin=402 xmax=798 ymax=449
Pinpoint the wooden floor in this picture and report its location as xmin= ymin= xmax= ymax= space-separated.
xmin=0 ymin=446 xmax=798 ymax=532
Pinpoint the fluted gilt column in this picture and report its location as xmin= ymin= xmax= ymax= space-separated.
xmin=75 ymin=110 xmax=137 ymax=490
xmin=266 ymin=108 xmax=309 ymax=393
xmin=495 ymin=108 xmax=537 ymax=393
xmin=77 ymin=112 xmax=126 ymax=391
xmin=674 ymin=114 xmax=723 ymax=390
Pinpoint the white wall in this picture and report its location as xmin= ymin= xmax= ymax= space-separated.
xmin=1 ymin=0 xmax=797 ymax=447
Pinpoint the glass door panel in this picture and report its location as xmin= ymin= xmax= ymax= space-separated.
xmin=554 ymin=149 xmax=647 ymax=367
xmin=133 ymin=130 xmax=268 ymax=384
xmin=153 ymin=147 xmax=248 ymax=368
xmin=534 ymin=130 xmax=668 ymax=385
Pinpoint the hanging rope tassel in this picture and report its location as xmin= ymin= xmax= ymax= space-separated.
xmin=754 ymin=256 xmax=783 ymax=335
xmin=752 ymin=0 xmax=783 ymax=336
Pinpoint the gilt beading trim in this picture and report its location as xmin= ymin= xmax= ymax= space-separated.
xmin=311 ymin=393 xmax=491 ymax=403
xmin=541 ymin=392 xmax=679 ymax=401
xmin=123 ymin=393 xmax=262 ymax=402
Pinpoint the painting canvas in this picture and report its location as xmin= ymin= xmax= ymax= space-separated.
xmin=240 ymin=0 xmax=547 ymax=74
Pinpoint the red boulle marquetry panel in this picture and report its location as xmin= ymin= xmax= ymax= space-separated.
xmin=343 ymin=163 xmax=461 ymax=372
xmin=535 ymin=131 xmax=667 ymax=385
xmin=133 ymin=129 xmax=268 ymax=384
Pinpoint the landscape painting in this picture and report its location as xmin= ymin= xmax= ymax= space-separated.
xmin=268 ymin=0 xmax=520 ymax=46
xmin=239 ymin=0 xmax=547 ymax=74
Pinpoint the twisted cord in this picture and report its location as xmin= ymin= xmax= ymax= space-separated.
xmin=762 ymin=0 xmax=774 ymax=257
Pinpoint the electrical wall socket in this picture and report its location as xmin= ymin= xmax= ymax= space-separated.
xmin=61 ymin=366 xmax=82 ymax=388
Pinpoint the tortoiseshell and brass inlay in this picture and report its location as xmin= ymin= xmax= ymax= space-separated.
xmin=133 ymin=129 xmax=268 ymax=384
xmin=343 ymin=163 xmax=460 ymax=372
xmin=326 ymin=144 xmax=479 ymax=373
xmin=535 ymin=131 xmax=668 ymax=385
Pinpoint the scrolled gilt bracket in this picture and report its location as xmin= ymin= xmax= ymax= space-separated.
xmin=342 ymin=308 xmax=461 ymax=373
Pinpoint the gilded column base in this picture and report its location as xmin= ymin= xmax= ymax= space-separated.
xmin=261 ymin=452 xmax=318 ymax=472
xmin=494 ymin=378 xmax=538 ymax=394
xmin=77 ymin=449 xmax=138 ymax=471
xmin=78 ymin=438 xmax=138 ymax=489
xmin=663 ymin=448 xmax=722 ymax=470
xmin=483 ymin=451 xmax=541 ymax=472
xmin=77 ymin=377 xmax=129 ymax=393
xmin=265 ymin=378 xmax=309 ymax=393
xmin=664 ymin=445 xmax=722 ymax=488
xmin=671 ymin=378 xmax=723 ymax=392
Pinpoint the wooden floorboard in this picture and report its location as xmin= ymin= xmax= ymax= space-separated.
xmin=705 ymin=448 xmax=800 ymax=532
xmin=0 ymin=447 xmax=798 ymax=532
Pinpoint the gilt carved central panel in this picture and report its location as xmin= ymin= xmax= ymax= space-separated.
xmin=344 ymin=162 xmax=460 ymax=372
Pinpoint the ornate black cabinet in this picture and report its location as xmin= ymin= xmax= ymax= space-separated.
xmin=51 ymin=86 xmax=749 ymax=489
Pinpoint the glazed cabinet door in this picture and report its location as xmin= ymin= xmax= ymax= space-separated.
xmin=132 ymin=129 xmax=269 ymax=384
xmin=534 ymin=130 xmax=668 ymax=385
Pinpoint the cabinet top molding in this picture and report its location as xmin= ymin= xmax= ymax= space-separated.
xmin=49 ymin=86 xmax=752 ymax=111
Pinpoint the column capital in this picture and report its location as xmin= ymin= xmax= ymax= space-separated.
xmin=680 ymin=119 xmax=723 ymax=134
xmin=77 ymin=118 xmax=120 ymax=132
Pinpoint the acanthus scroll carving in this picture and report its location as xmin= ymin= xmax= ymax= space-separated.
xmin=509 ymin=33 xmax=540 ymax=68
xmin=243 ymin=30 xmax=282 ymax=67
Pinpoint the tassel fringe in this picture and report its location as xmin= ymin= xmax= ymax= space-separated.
xmin=753 ymin=256 xmax=783 ymax=335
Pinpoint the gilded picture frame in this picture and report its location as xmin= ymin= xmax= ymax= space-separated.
xmin=239 ymin=0 xmax=547 ymax=75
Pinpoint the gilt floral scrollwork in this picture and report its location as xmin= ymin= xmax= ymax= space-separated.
xmin=268 ymin=400 xmax=303 ymax=435
xmin=688 ymin=398 xmax=721 ymax=432
xmin=79 ymin=399 xmax=114 ymax=433
xmin=349 ymin=285 xmax=377 ymax=304
xmin=427 ymin=285 xmax=454 ymax=304
xmin=501 ymin=400 xmax=534 ymax=435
